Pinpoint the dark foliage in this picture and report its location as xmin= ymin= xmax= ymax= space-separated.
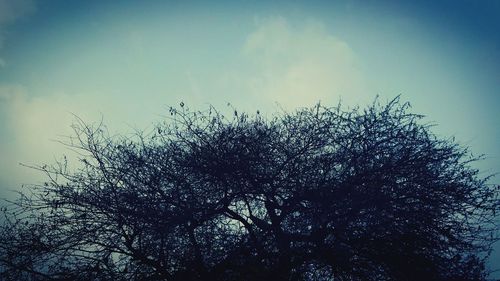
xmin=1 ymin=98 xmax=498 ymax=280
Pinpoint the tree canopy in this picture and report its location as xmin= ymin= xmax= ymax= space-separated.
xmin=1 ymin=98 xmax=498 ymax=281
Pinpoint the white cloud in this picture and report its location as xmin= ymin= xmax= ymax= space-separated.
xmin=0 ymin=84 xmax=22 ymax=102
xmin=0 ymin=85 xmax=152 ymax=199
xmin=0 ymin=86 xmax=85 ymax=196
xmin=234 ymin=17 xmax=368 ymax=109
xmin=0 ymin=0 xmax=35 ymax=24
xmin=0 ymin=0 xmax=36 ymax=67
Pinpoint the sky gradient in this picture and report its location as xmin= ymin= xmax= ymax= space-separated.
xmin=0 ymin=0 xmax=499 ymax=275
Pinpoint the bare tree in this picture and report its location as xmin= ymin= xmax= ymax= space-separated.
xmin=1 ymin=98 xmax=498 ymax=280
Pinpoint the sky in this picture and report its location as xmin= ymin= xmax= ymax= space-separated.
xmin=0 ymin=0 xmax=499 ymax=275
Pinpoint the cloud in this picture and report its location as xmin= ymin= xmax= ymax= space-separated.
xmin=0 ymin=84 xmax=23 ymax=102
xmin=0 ymin=85 xmax=148 ymax=199
xmin=0 ymin=79 xmax=176 ymax=199
xmin=0 ymin=0 xmax=36 ymax=67
xmin=232 ymin=17 xmax=368 ymax=109
xmin=0 ymin=86 xmax=83 ymax=197
xmin=0 ymin=0 xmax=35 ymax=24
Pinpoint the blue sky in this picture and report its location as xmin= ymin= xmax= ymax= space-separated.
xmin=0 ymin=0 xmax=499 ymax=274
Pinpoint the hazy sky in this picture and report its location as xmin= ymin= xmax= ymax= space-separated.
xmin=0 ymin=0 xmax=499 ymax=274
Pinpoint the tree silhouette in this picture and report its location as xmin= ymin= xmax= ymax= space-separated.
xmin=1 ymin=98 xmax=498 ymax=280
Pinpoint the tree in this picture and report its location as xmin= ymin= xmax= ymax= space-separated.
xmin=0 ymin=98 xmax=498 ymax=281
